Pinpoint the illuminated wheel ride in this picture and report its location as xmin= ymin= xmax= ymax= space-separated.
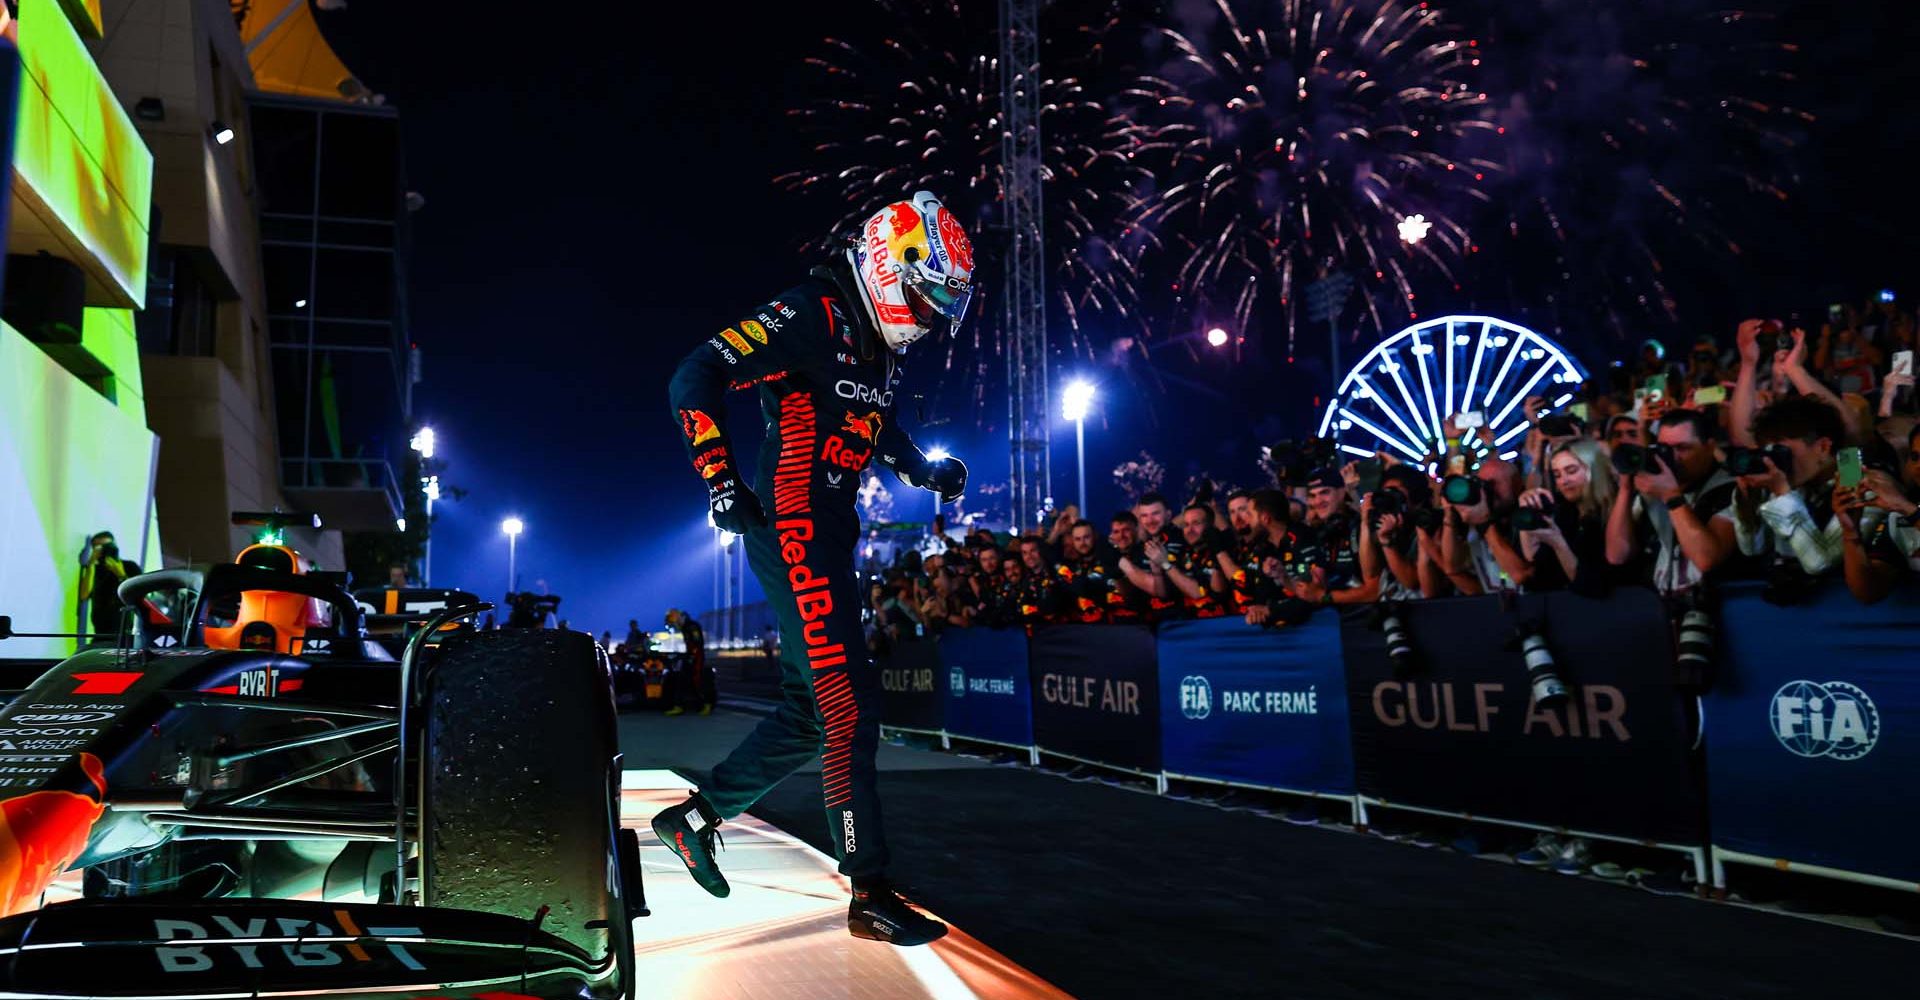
xmin=1316 ymin=315 xmax=1588 ymax=472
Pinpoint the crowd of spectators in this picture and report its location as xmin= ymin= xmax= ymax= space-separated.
xmin=861 ymin=294 xmax=1920 ymax=655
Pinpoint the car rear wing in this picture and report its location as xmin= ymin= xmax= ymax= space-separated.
xmin=0 ymin=898 xmax=621 ymax=998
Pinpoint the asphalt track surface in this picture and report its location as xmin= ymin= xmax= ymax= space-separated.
xmin=623 ymin=682 xmax=1911 ymax=999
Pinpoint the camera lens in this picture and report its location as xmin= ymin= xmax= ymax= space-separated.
xmin=1382 ymin=609 xmax=1417 ymax=678
xmin=1675 ymin=608 xmax=1715 ymax=689
xmin=1441 ymin=475 xmax=1481 ymax=506
xmin=1518 ymin=626 xmax=1568 ymax=707
xmin=1610 ymin=444 xmax=1647 ymax=476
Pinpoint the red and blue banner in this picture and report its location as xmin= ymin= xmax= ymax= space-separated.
xmin=1707 ymin=581 xmax=1919 ymax=884
xmin=939 ymin=628 xmax=1033 ymax=749
xmin=1157 ymin=614 xmax=1353 ymax=795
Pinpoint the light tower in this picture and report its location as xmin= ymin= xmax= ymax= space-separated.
xmin=1001 ymin=0 xmax=1050 ymax=531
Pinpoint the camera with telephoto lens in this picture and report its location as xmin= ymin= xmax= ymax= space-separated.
xmin=1672 ymin=593 xmax=1716 ymax=691
xmin=1511 ymin=506 xmax=1552 ymax=531
xmin=1724 ymin=444 xmax=1793 ymax=478
xmin=1374 ymin=602 xmax=1418 ymax=679
xmin=1366 ymin=489 xmax=1408 ymax=537
xmin=1609 ymin=441 xmax=1676 ymax=477
xmin=1511 ymin=620 xmax=1569 ymax=708
xmin=1441 ymin=475 xmax=1481 ymax=506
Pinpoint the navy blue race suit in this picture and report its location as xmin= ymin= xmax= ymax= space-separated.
xmin=667 ymin=267 xmax=936 ymax=878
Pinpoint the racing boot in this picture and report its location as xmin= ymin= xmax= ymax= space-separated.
xmin=698 ymin=703 xmax=713 ymax=716
xmin=848 ymin=879 xmax=947 ymax=946
xmin=651 ymin=792 xmax=729 ymax=897
xmin=664 ymin=705 xmax=686 ymax=717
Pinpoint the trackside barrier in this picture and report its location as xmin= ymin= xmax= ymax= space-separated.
xmin=876 ymin=637 xmax=943 ymax=736
xmin=1157 ymin=615 xmax=1355 ymax=816
xmin=1028 ymin=625 xmax=1162 ymax=786
xmin=939 ymin=627 xmax=1036 ymax=760
xmin=1341 ymin=590 xmax=1708 ymax=881
xmin=870 ymin=583 xmax=1920 ymax=894
xmin=1706 ymin=581 xmax=1920 ymax=892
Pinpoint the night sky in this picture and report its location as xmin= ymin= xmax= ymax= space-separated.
xmin=319 ymin=1 xmax=1920 ymax=637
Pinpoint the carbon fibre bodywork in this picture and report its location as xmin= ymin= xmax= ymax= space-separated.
xmin=0 ymin=565 xmax=636 ymax=998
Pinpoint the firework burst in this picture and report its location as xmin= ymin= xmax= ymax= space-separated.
xmin=1127 ymin=0 xmax=1498 ymax=356
xmin=1479 ymin=1 xmax=1809 ymax=340
xmin=777 ymin=0 xmax=1159 ymax=389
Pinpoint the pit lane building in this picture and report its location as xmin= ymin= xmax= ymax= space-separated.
xmin=2 ymin=0 xmax=413 ymax=655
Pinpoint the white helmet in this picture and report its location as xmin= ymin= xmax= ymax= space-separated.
xmin=846 ymin=191 xmax=976 ymax=352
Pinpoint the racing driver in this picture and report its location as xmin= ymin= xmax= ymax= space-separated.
xmin=652 ymin=191 xmax=971 ymax=946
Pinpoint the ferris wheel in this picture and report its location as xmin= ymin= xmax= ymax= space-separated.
xmin=1316 ymin=315 xmax=1587 ymax=467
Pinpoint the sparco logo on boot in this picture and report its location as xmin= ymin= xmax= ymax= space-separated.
xmin=1772 ymin=680 xmax=1879 ymax=760
xmin=834 ymin=380 xmax=893 ymax=406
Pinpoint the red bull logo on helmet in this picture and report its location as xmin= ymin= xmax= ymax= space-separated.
xmin=932 ymin=206 xmax=974 ymax=274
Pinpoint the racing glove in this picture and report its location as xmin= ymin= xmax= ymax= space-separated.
xmin=914 ymin=455 xmax=968 ymax=504
xmin=708 ymin=476 xmax=767 ymax=535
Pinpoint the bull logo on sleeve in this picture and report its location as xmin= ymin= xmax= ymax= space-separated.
xmin=681 ymin=409 xmax=722 ymax=446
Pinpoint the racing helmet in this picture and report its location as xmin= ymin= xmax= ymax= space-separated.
xmin=846 ymin=191 xmax=976 ymax=352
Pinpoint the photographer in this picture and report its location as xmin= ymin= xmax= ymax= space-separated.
xmin=1834 ymin=425 xmax=1920 ymax=602
xmin=1605 ymin=415 xmax=1644 ymax=451
xmin=77 ymin=530 xmax=141 ymax=640
xmin=1604 ymin=408 xmax=1738 ymax=595
xmin=1515 ymin=440 xmax=1620 ymax=593
xmin=1361 ymin=466 xmax=1448 ymax=598
xmin=1520 ymin=399 xmax=1585 ymax=490
xmin=917 ymin=565 xmax=975 ymax=633
xmin=1438 ymin=459 xmax=1531 ymax=594
xmin=1730 ymin=396 xmax=1848 ymax=585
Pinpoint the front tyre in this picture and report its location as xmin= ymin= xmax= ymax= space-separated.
xmin=419 ymin=628 xmax=632 ymax=998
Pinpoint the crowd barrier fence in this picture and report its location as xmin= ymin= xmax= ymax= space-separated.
xmin=875 ymin=580 xmax=1920 ymax=894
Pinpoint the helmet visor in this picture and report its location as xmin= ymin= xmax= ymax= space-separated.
xmin=905 ymin=265 xmax=973 ymax=327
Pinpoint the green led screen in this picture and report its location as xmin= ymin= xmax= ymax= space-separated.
xmin=14 ymin=0 xmax=152 ymax=305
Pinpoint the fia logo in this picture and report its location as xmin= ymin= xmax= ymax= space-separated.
xmin=1179 ymin=675 xmax=1212 ymax=721
xmin=1772 ymin=680 xmax=1879 ymax=760
xmin=949 ymin=666 xmax=965 ymax=698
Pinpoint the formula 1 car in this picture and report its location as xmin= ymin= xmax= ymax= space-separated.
xmin=0 ymin=554 xmax=641 ymax=997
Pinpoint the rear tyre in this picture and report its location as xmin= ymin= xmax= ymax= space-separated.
xmin=419 ymin=628 xmax=630 ymax=995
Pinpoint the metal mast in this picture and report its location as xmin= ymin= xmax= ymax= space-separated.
xmin=1001 ymin=0 xmax=1050 ymax=531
